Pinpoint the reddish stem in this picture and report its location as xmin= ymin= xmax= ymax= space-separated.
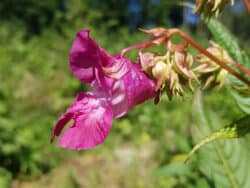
xmin=120 ymin=36 xmax=165 ymax=57
xmin=228 ymin=59 xmax=250 ymax=77
xmin=168 ymin=29 xmax=250 ymax=86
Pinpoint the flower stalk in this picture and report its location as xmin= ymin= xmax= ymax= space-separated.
xmin=120 ymin=36 xmax=166 ymax=57
xmin=121 ymin=28 xmax=250 ymax=86
xmin=167 ymin=29 xmax=250 ymax=86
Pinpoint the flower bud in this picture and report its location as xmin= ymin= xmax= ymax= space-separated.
xmin=195 ymin=41 xmax=231 ymax=70
xmin=139 ymin=27 xmax=167 ymax=37
xmin=195 ymin=0 xmax=234 ymax=17
xmin=138 ymin=52 xmax=156 ymax=74
xmin=173 ymin=52 xmax=197 ymax=81
xmin=194 ymin=41 xmax=230 ymax=89
xmin=215 ymin=69 xmax=228 ymax=89
xmin=152 ymin=61 xmax=169 ymax=80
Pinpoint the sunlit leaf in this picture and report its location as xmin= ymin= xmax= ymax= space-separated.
xmin=190 ymin=89 xmax=250 ymax=188
xmin=229 ymin=89 xmax=250 ymax=114
xmin=185 ymin=115 xmax=250 ymax=163
xmin=206 ymin=19 xmax=250 ymax=114
xmin=206 ymin=19 xmax=250 ymax=70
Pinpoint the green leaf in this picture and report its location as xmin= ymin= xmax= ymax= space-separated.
xmin=206 ymin=19 xmax=250 ymax=113
xmin=206 ymin=19 xmax=250 ymax=70
xmin=152 ymin=161 xmax=192 ymax=176
xmin=229 ymin=89 xmax=250 ymax=114
xmin=185 ymin=115 xmax=250 ymax=163
xmin=190 ymin=89 xmax=250 ymax=188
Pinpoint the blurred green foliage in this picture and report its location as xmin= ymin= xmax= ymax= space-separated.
xmin=0 ymin=23 xmax=74 ymax=176
xmin=0 ymin=0 xmax=249 ymax=187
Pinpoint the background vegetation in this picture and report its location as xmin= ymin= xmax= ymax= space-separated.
xmin=0 ymin=0 xmax=249 ymax=187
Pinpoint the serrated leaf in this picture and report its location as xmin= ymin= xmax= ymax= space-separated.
xmin=229 ymin=88 xmax=250 ymax=114
xmin=206 ymin=19 xmax=250 ymax=113
xmin=206 ymin=19 xmax=250 ymax=70
xmin=206 ymin=18 xmax=250 ymax=86
xmin=185 ymin=115 xmax=250 ymax=163
xmin=191 ymin=89 xmax=250 ymax=188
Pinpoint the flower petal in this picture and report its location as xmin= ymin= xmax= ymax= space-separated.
xmin=70 ymin=30 xmax=111 ymax=83
xmin=91 ymin=56 xmax=156 ymax=118
xmin=109 ymin=79 xmax=128 ymax=118
xmin=102 ymin=58 xmax=129 ymax=79
xmin=52 ymin=93 xmax=113 ymax=150
xmin=50 ymin=112 xmax=73 ymax=143
xmin=123 ymin=61 xmax=156 ymax=108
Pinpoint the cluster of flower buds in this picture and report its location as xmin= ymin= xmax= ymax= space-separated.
xmin=194 ymin=41 xmax=229 ymax=89
xmin=121 ymin=27 xmax=243 ymax=101
xmin=139 ymin=42 xmax=198 ymax=102
xmin=195 ymin=0 xmax=235 ymax=17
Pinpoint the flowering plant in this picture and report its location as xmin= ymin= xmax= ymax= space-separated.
xmin=51 ymin=1 xmax=250 ymax=170
xmin=51 ymin=30 xmax=156 ymax=150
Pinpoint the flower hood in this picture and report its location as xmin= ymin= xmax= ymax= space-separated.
xmin=51 ymin=30 xmax=156 ymax=150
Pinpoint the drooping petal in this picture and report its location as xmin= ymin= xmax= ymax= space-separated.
xmin=70 ymin=30 xmax=111 ymax=83
xmin=50 ymin=112 xmax=73 ymax=143
xmin=50 ymin=93 xmax=90 ymax=144
xmin=51 ymin=92 xmax=113 ymax=150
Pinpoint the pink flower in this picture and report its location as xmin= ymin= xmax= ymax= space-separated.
xmin=51 ymin=30 xmax=156 ymax=150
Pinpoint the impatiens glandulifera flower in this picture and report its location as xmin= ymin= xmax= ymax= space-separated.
xmin=194 ymin=41 xmax=229 ymax=89
xmin=51 ymin=30 xmax=156 ymax=150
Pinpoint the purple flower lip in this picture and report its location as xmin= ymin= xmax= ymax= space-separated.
xmin=51 ymin=92 xmax=113 ymax=150
xmin=51 ymin=29 xmax=156 ymax=150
